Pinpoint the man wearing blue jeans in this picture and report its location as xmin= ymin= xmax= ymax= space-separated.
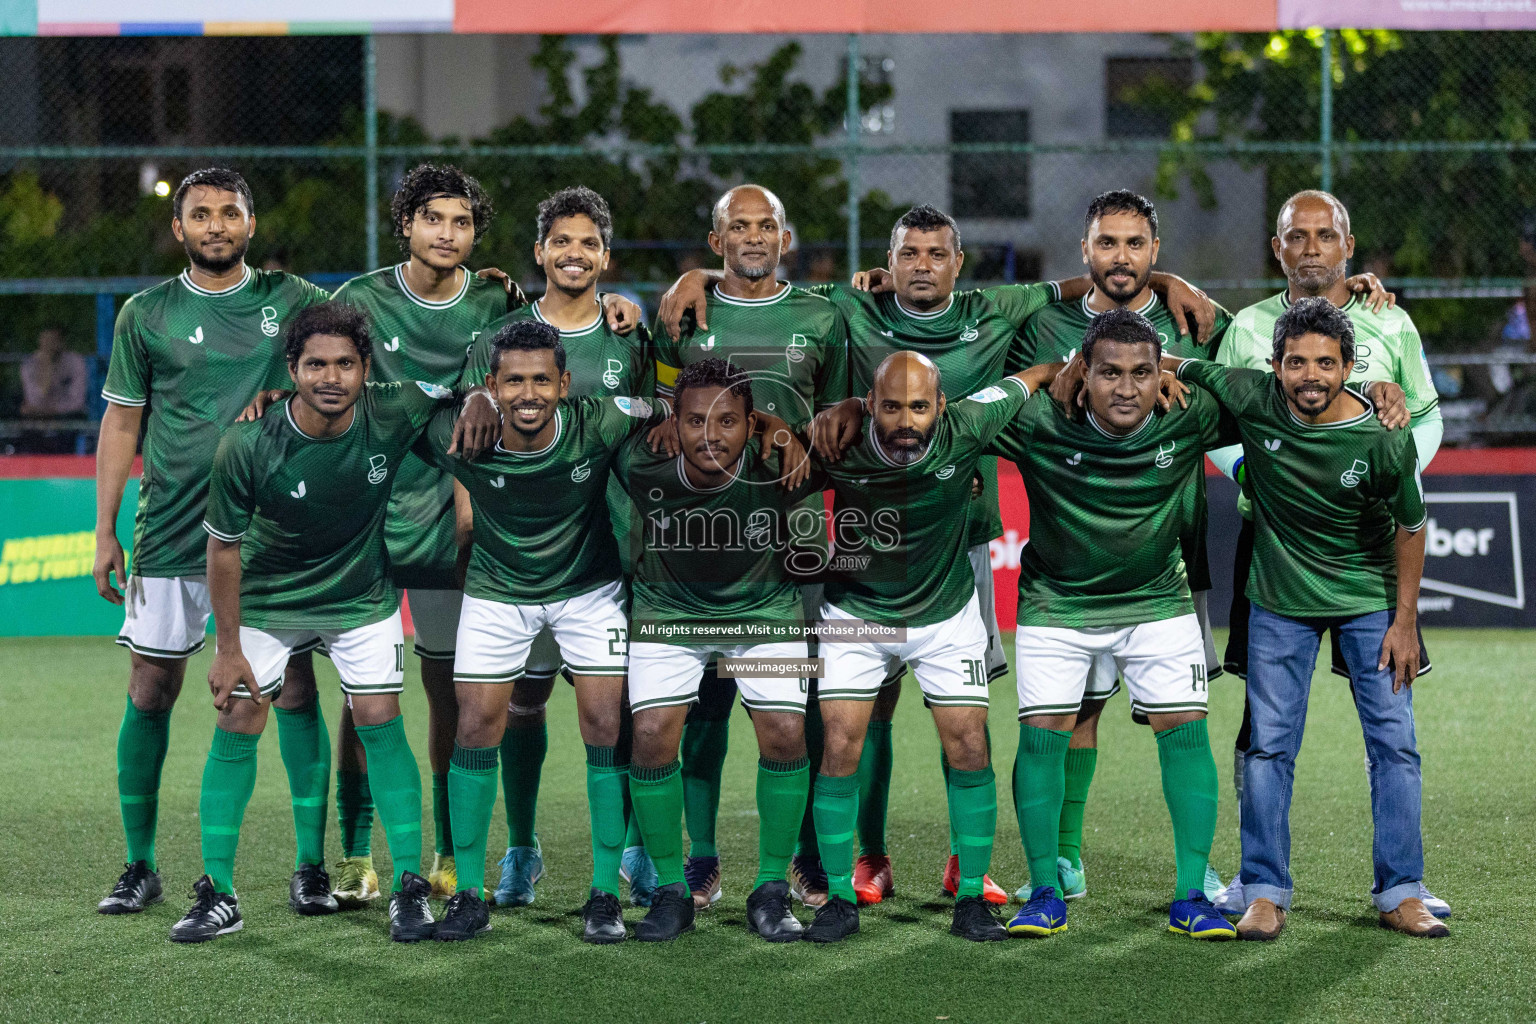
xmin=1170 ymin=296 xmax=1448 ymax=940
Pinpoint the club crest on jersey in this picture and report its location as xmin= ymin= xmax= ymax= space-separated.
xmin=786 ymin=334 xmax=808 ymax=364
xmin=1265 ymin=438 xmax=1282 ymax=451
xmin=260 ymin=306 xmax=280 ymax=337
xmin=614 ymin=396 xmax=652 ymax=418
xmin=1155 ymin=441 xmax=1176 ymax=469
xmin=959 ymin=322 xmax=980 ymax=343
xmin=603 ymin=358 xmax=623 ymax=389
xmin=744 ymin=510 xmax=772 ymax=545
xmin=416 ymin=381 xmax=453 ymax=400
xmin=1340 ymin=458 xmax=1369 ymax=488
xmin=291 ymin=481 xmax=306 ymax=499
xmin=571 ymin=460 xmax=592 ymax=483
xmin=1066 ymin=452 xmax=1083 ymax=466
xmin=489 ymin=475 xmax=505 ymax=489
xmin=385 ymin=336 xmax=401 ymax=352
xmin=188 ymin=326 xmax=204 ymax=345
xmin=367 ymin=454 xmax=388 ymax=484
xmin=935 ymin=464 xmax=956 ymax=480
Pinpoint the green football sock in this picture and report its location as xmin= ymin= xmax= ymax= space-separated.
xmin=1012 ymin=724 xmax=1070 ymax=893
xmin=756 ymin=756 xmax=810 ymax=887
xmin=1058 ymin=746 xmax=1098 ymax=870
xmin=447 ymin=745 xmax=498 ymax=897
xmin=199 ymin=728 xmax=260 ymax=895
xmin=586 ymin=745 xmax=627 ymax=897
xmin=336 ymin=769 xmax=373 ymax=858
xmin=1156 ymin=719 xmax=1220 ymax=898
xmin=431 ymin=771 xmax=452 ymax=858
xmin=856 ymin=719 xmax=893 ymax=857
xmin=353 ymin=716 xmax=423 ymax=891
xmin=116 ymin=696 xmax=171 ymax=871
xmin=629 ymin=761 xmax=685 ymax=887
xmin=795 ymin=691 xmax=825 ymax=858
xmin=813 ymin=773 xmax=860 ymax=903
xmin=500 ymin=720 xmax=546 ymax=848
xmin=274 ymin=700 xmax=330 ymax=869
xmin=947 ymin=765 xmax=997 ymax=900
xmin=680 ymin=718 xmax=729 ymax=858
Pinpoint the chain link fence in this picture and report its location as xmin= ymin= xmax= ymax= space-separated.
xmin=2 ymin=29 xmax=1535 ymax=449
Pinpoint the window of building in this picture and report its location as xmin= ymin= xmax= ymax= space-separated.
xmin=949 ymin=109 xmax=1030 ymax=219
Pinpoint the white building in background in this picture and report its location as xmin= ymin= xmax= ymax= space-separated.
xmin=378 ymin=32 xmax=1267 ymax=285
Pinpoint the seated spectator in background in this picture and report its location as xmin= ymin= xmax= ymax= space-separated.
xmin=21 ymin=327 xmax=87 ymax=420
xmin=16 ymin=326 xmax=88 ymax=453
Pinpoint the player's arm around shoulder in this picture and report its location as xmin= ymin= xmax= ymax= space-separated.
xmin=950 ymin=374 xmax=1035 ymax=449
xmin=1167 ymin=355 xmax=1266 ymax=413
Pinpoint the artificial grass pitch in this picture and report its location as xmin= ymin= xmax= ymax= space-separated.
xmin=0 ymin=631 xmax=1532 ymax=1024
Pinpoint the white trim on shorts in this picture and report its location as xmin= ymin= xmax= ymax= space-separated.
xmin=232 ymin=611 xmax=407 ymax=700
xmin=1014 ymin=613 xmax=1208 ymax=719
xmin=116 ymin=574 xmax=211 ymax=659
xmin=630 ymin=640 xmax=810 ymax=715
xmin=817 ymin=593 xmax=991 ymax=708
xmin=404 ymin=588 xmax=463 ymax=661
xmin=453 ymin=580 xmax=629 ymax=684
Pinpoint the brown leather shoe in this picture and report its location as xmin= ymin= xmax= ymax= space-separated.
xmin=1236 ymin=897 xmax=1286 ymax=940
xmin=1380 ymin=897 xmax=1450 ymax=938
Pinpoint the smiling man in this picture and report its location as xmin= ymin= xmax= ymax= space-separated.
xmin=1170 ymin=298 xmax=1442 ymax=941
xmin=175 ymin=301 xmax=456 ymax=944
xmin=461 ymin=186 xmax=657 ymax=910
xmin=93 ymin=168 xmax=332 ymax=918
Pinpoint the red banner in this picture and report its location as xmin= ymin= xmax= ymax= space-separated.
xmin=454 ymin=0 xmax=1278 ymax=35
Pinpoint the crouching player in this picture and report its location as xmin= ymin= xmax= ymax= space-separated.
xmin=173 ymin=302 xmax=476 ymax=943
xmin=427 ymin=320 xmax=667 ymax=945
xmin=617 ymin=358 xmax=817 ymax=942
xmin=990 ymin=308 xmax=1238 ymax=940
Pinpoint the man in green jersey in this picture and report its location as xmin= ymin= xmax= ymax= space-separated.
xmin=1171 ymin=298 xmax=1447 ymax=941
xmin=427 ymin=321 xmax=667 ymax=945
xmin=1210 ymin=190 xmax=1448 ymax=919
xmin=619 ymin=358 xmax=819 ymax=943
xmin=986 ymin=308 xmax=1241 ymax=942
xmin=801 ymin=351 xmax=1065 ymax=944
xmin=649 ymin=184 xmax=849 ymax=910
xmin=93 ymin=168 xmax=334 ymax=917
xmin=173 ymin=302 xmax=455 ymax=944
xmin=658 ymin=202 xmax=1220 ymax=906
xmin=459 ymin=186 xmax=657 ymax=910
xmin=316 ymin=164 xmax=510 ymax=905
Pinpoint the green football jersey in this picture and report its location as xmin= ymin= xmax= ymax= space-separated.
xmin=332 ymin=264 xmax=508 ymax=590
xmin=812 ymin=281 xmax=1059 ymax=549
xmin=202 ymin=380 xmax=452 ymax=631
xmin=1218 ymin=291 xmax=1440 ymax=422
xmin=614 ymin=439 xmax=820 ymax=645
xmin=653 ymin=282 xmax=848 ymax=429
xmin=1010 ymin=291 xmax=1234 ymax=592
xmin=421 ymin=395 xmax=667 ymax=605
xmin=1218 ymin=290 xmax=1443 ymax=518
xmin=986 ymin=390 xmax=1239 ymax=628
xmin=102 ymin=266 xmax=330 ymax=578
xmin=817 ymin=377 xmax=1032 ymax=627
xmin=1176 ymin=360 xmax=1427 ymax=619
xmin=463 ymin=296 xmax=657 ymax=576
xmin=463 ymin=295 xmax=654 ymax=399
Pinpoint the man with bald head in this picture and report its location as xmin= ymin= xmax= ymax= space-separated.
xmin=651 ymin=183 xmax=850 ymax=909
xmin=1211 ymin=190 xmax=1447 ymax=918
xmin=801 ymin=350 xmax=1064 ymax=943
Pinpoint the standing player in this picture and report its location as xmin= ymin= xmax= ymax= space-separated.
xmin=619 ymin=358 xmax=816 ymax=943
xmin=1011 ymin=189 xmax=1231 ymax=902
xmin=171 ymin=302 xmax=455 ymax=943
xmin=427 ymin=321 xmax=666 ymax=945
xmin=657 ymin=203 xmax=1220 ymax=906
xmin=459 ymin=186 xmax=656 ymax=910
xmin=649 ymin=184 xmax=849 ymax=910
xmin=1171 ymin=299 xmax=1446 ymax=940
xmin=1210 ymin=190 xmax=1447 ymax=919
xmin=803 ymin=351 xmax=1066 ymax=943
xmin=320 ymin=164 xmax=509 ymax=905
xmin=92 ymin=168 xmax=333 ymax=916
xmin=986 ymin=309 xmax=1240 ymax=941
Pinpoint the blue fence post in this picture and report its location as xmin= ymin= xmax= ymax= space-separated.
xmin=84 ymin=291 xmax=115 ymax=452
